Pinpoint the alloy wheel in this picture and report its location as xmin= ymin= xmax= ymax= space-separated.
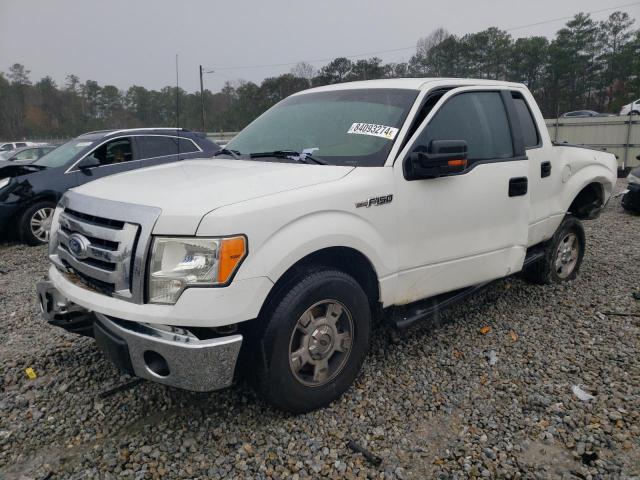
xmin=30 ymin=207 xmax=54 ymax=242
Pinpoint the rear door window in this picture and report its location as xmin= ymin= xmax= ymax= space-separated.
xmin=415 ymin=91 xmax=514 ymax=165
xmin=138 ymin=136 xmax=199 ymax=159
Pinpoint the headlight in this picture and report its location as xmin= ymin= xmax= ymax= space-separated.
xmin=0 ymin=178 xmax=10 ymax=190
xmin=148 ymin=236 xmax=247 ymax=304
xmin=628 ymin=173 xmax=639 ymax=185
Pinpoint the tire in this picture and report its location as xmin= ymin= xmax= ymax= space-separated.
xmin=523 ymin=215 xmax=585 ymax=285
xmin=250 ymin=269 xmax=371 ymax=413
xmin=20 ymin=201 xmax=56 ymax=246
xmin=622 ymin=192 xmax=640 ymax=214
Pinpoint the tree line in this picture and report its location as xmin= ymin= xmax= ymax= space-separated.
xmin=1 ymin=10 xmax=638 ymax=140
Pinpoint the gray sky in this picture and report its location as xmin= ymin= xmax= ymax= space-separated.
xmin=1 ymin=0 xmax=638 ymax=93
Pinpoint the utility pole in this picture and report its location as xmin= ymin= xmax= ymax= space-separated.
xmin=175 ymin=54 xmax=180 ymax=129
xmin=199 ymin=65 xmax=206 ymax=133
xmin=199 ymin=66 xmax=214 ymax=134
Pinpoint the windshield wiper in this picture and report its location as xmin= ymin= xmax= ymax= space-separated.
xmin=249 ymin=150 xmax=327 ymax=165
xmin=212 ymin=148 xmax=241 ymax=159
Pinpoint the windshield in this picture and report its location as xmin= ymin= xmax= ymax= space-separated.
xmin=34 ymin=138 xmax=94 ymax=168
xmin=226 ymin=88 xmax=419 ymax=167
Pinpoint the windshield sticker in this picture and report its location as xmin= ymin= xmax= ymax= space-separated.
xmin=347 ymin=123 xmax=399 ymax=140
xmin=76 ymin=142 xmax=92 ymax=147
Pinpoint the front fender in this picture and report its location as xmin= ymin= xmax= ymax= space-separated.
xmin=196 ymin=166 xmax=398 ymax=306
xmin=199 ymin=205 xmax=397 ymax=306
xmin=242 ymin=210 xmax=394 ymax=284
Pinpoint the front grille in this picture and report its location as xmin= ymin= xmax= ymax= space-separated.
xmin=52 ymin=207 xmax=139 ymax=298
xmin=64 ymin=208 xmax=126 ymax=229
xmin=49 ymin=191 xmax=162 ymax=304
xmin=60 ymin=225 xmax=119 ymax=251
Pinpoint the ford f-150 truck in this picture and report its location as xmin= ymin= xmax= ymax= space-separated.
xmin=37 ymin=79 xmax=617 ymax=412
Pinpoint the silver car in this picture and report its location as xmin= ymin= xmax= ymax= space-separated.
xmin=0 ymin=145 xmax=57 ymax=167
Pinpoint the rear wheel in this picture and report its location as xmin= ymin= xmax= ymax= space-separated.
xmin=250 ymin=269 xmax=371 ymax=413
xmin=20 ymin=201 xmax=56 ymax=245
xmin=523 ymin=215 xmax=585 ymax=284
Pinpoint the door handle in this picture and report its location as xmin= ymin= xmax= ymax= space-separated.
xmin=509 ymin=177 xmax=528 ymax=197
xmin=541 ymin=161 xmax=551 ymax=178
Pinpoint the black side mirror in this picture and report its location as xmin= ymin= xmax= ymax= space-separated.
xmin=405 ymin=140 xmax=468 ymax=180
xmin=78 ymin=156 xmax=100 ymax=171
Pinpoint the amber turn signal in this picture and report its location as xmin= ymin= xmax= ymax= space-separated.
xmin=218 ymin=236 xmax=247 ymax=283
xmin=447 ymin=159 xmax=467 ymax=168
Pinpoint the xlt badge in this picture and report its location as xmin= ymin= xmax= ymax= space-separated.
xmin=356 ymin=194 xmax=393 ymax=208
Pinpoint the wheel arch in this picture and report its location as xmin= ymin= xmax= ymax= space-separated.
xmin=17 ymin=193 xmax=58 ymax=215
xmin=8 ymin=193 xmax=58 ymax=227
xmin=567 ymin=181 xmax=606 ymax=220
xmin=257 ymin=246 xmax=381 ymax=322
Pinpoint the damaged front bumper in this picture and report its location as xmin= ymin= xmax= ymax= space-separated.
xmin=36 ymin=279 xmax=243 ymax=392
xmin=37 ymin=278 xmax=96 ymax=336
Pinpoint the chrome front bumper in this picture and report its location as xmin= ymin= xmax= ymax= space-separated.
xmin=94 ymin=314 xmax=242 ymax=392
xmin=36 ymin=279 xmax=243 ymax=392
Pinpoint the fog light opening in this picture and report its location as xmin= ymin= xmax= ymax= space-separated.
xmin=143 ymin=350 xmax=170 ymax=377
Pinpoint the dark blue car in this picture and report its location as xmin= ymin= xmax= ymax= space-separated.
xmin=0 ymin=128 xmax=219 ymax=245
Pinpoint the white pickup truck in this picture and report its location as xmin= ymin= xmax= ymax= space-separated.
xmin=37 ymin=78 xmax=617 ymax=412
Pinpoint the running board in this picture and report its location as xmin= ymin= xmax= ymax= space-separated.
xmin=391 ymin=243 xmax=547 ymax=330
xmin=391 ymin=282 xmax=492 ymax=330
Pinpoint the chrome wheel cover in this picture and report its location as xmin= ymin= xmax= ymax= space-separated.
xmin=288 ymin=300 xmax=354 ymax=387
xmin=554 ymin=232 xmax=579 ymax=279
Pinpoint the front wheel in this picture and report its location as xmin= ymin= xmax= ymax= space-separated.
xmin=250 ymin=269 xmax=371 ymax=413
xmin=20 ymin=201 xmax=56 ymax=245
xmin=523 ymin=215 xmax=585 ymax=284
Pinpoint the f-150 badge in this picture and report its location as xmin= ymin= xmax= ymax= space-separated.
xmin=356 ymin=194 xmax=393 ymax=208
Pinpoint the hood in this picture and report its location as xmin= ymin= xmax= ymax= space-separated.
xmin=0 ymin=163 xmax=46 ymax=178
xmin=71 ymin=158 xmax=354 ymax=234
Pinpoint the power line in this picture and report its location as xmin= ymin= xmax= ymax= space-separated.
xmin=505 ymin=0 xmax=640 ymax=31
xmin=211 ymin=1 xmax=640 ymax=72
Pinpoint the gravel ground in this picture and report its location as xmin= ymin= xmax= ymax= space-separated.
xmin=0 ymin=180 xmax=638 ymax=480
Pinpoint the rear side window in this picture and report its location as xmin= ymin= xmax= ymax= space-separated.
xmin=139 ymin=136 xmax=199 ymax=159
xmin=512 ymin=92 xmax=540 ymax=148
xmin=16 ymin=142 xmax=27 ymax=148
xmin=416 ymin=91 xmax=513 ymax=163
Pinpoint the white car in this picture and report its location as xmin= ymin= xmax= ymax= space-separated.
xmin=37 ymin=78 xmax=618 ymax=412
xmin=620 ymin=99 xmax=640 ymax=116
xmin=0 ymin=141 xmax=42 ymax=154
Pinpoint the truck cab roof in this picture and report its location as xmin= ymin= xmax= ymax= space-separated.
xmin=298 ymin=78 xmax=527 ymax=95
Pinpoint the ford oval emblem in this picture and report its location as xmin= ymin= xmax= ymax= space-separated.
xmin=67 ymin=233 xmax=91 ymax=260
